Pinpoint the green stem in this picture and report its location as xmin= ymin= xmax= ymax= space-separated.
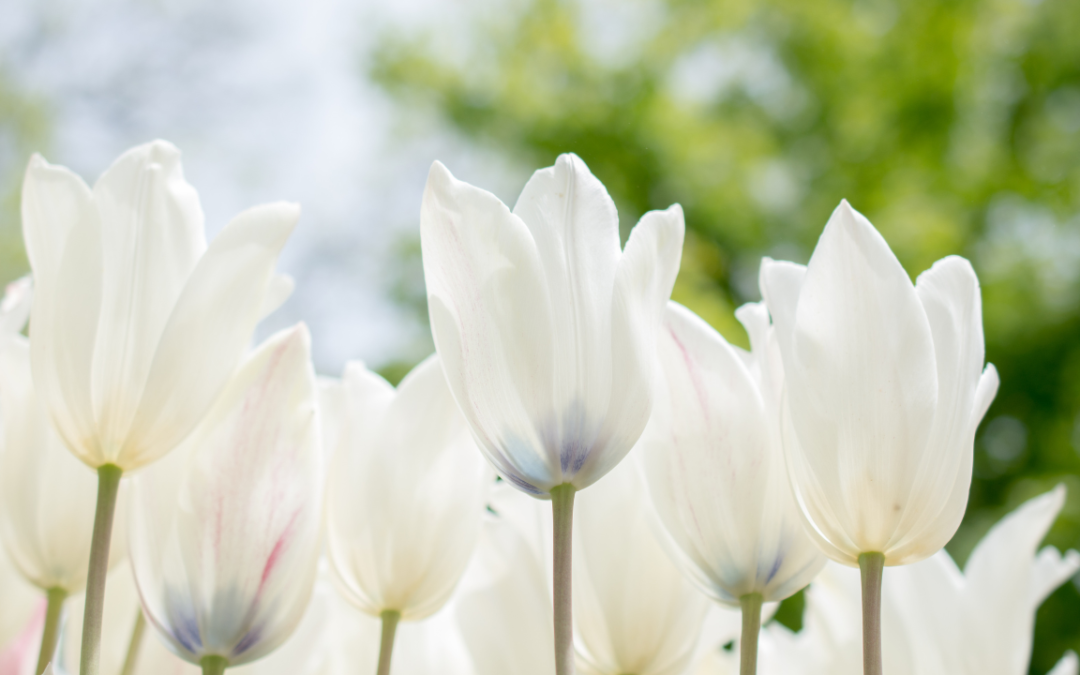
xmin=35 ymin=587 xmax=67 ymax=675
xmin=79 ymin=463 xmax=123 ymax=675
xmin=739 ymin=593 xmax=763 ymax=675
xmin=376 ymin=610 xmax=400 ymax=675
xmin=859 ymin=552 xmax=885 ymax=675
xmin=551 ymin=483 xmax=576 ymax=675
xmin=200 ymin=655 xmax=228 ymax=675
xmin=118 ymin=610 xmax=146 ymax=675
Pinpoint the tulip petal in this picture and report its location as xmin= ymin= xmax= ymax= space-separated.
xmin=123 ymin=202 xmax=299 ymax=469
xmin=131 ymin=324 xmax=321 ymax=666
xmin=512 ymin=154 xmax=621 ymax=477
xmin=779 ymin=201 xmax=938 ymax=558
xmin=327 ymin=356 xmax=490 ymax=620
xmin=885 ymin=256 xmax=988 ymax=561
xmin=89 ymin=141 xmax=208 ymax=456
xmin=422 ymin=160 xmax=557 ymax=493
xmin=580 ymin=205 xmax=684 ymax=488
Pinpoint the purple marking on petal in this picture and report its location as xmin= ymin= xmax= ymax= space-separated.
xmin=232 ymin=624 xmax=263 ymax=657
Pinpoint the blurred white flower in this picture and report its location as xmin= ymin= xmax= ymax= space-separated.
xmin=419 ymin=153 xmax=684 ymax=495
xmin=129 ymin=325 xmax=322 ymax=668
xmin=759 ymin=200 xmax=999 ymax=566
xmin=640 ymin=301 xmax=826 ymax=604
xmin=326 ymin=356 xmax=490 ymax=621
xmin=0 ymin=278 xmax=123 ymax=595
xmin=573 ymin=460 xmax=712 ymax=675
xmin=696 ymin=486 xmax=1080 ymax=675
xmin=20 ymin=140 xmax=297 ymax=471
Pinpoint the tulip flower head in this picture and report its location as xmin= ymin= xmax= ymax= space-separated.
xmin=641 ymin=301 xmax=827 ymax=607
xmin=326 ymin=356 xmax=490 ymax=621
xmin=129 ymin=325 xmax=322 ymax=670
xmin=760 ymin=201 xmax=999 ymax=567
xmin=0 ymin=277 xmax=121 ymax=595
xmin=20 ymin=141 xmax=297 ymax=472
xmin=419 ymin=153 xmax=684 ymax=496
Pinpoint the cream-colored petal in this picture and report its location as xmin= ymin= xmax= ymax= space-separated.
xmin=577 ymin=204 xmax=684 ymax=489
xmin=88 ymin=140 xmax=207 ymax=458
xmin=326 ymin=356 xmax=490 ymax=620
xmin=421 ymin=161 xmax=558 ymax=494
xmin=130 ymin=324 xmax=322 ymax=666
xmin=120 ymin=202 xmax=299 ymax=470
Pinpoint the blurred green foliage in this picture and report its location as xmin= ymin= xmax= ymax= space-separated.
xmin=371 ymin=0 xmax=1080 ymax=670
xmin=0 ymin=69 xmax=48 ymax=279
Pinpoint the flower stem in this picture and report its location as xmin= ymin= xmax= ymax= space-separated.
xmin=551 ymin=483 xmax=576 ymax=675
xmin=739 ymin=593 xmax=763 ymax=675
xmin=118 ymin=610 xmax=146 ymax=675
xmin=35 ymin=587 xmax=67 ymax=675
xmin=858 ymin=552 xmax=885 ymax=675
xmin=376 ymin=610 xmax=400 ymax=675
xmin=79 ymin=463 xmax=123 ymax=675
xmin=200 ymin=655 xmax=228 ymax=675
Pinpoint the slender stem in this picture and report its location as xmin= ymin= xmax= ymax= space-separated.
xmin=739 ymin=593 xmax=763 ymax=675
xmin=118 ymin=610 xmax=146 ymax=675
xmin=200 ymin=655 xmax=228 ymax=675
xmin=376 ymin=610 xmax=400 ymax=675
xmin=79 ymin=463 xmax=123 ymax=675
xmin=859 ymin=552 xmax=885 ymax=675
xmin=35 ymin=587 xmax=68 ymax=675
xmin=551 ymin=483 xmax=576 ymax=675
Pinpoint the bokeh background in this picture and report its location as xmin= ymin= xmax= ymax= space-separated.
xmin=2 ymin=0 xmax=1079 ymax=671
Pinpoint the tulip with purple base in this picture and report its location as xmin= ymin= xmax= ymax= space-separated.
xmin=420 ymin=153 xmax=684 ymax=675
xmin=129 ymin=325 xmax=322 ymax=675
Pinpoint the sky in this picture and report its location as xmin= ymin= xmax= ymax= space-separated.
xmin=0 ymin=0 xmax=544 ymax=375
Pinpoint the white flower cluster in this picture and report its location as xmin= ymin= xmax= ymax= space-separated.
xmin=0 ymin=142 xmax=1074 ymax=675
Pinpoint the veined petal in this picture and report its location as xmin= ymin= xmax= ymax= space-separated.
xmin=511 ymin=154 xmax=621 ymax=481
xmin=782 ymin=201 xmax=938 ymax=557
xmin=421 ymin=160 xmax=557 ymax=494
xmin=643 ymin=302 xmax=824 ymax=603
xmin=131 ymin=324 xmax=322 ymax=666
xmin=327 ymin=356 xmax=490 ymax=620
xmin=89 ymin=140 xmax=207 ymax=458
xmin=579 ymin=205 xmax=683 ymax=489
xmin=121 ymin=202 xmax=299 ymax=470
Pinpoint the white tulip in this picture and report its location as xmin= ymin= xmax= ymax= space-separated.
xmin=696 ymin=487 xmax=1080 ymax=675
xmin=420 ymin=152 xmax=683 ymax=675
xmin=325 ymin=356 xmax=489 ymax=674
xmin=0 ymin=277 xmax=122 ymax=597
xmin=759 ymin=201 xmax=998 ymax=566
xmin=20 ymin=141 xmax=297 ymax=473
xmin=640 ymin=300 xmax=826 ymax=673
xmin=642 ymin=300 xmax=827 ymax=602
xmin=129 ymin=325 xmax=322 ymax=671
xmin=419 ymin=153 xmax=684 ymax=496
xmin=574 ymin=460 xmax=712 ymax=675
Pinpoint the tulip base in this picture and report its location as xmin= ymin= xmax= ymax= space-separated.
xmin=858 ymin=552 xmax=885 ymax=675
xmin=79 ymin=463 xmax=123 ymax=675
xmin=376 ymin=610 xmax=401 ymax=675
xmin=36 ymin=587 xmax=68 ymax=675
xmin=739 ymin=593 xmax=763 ymax=675
xmin=200 ymin=655 xmax=228 ymax=675
xmin=119 ymin=610 xmax=146 ymax=675
xmin=551 ymin=483 xmax=576 ymax=675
